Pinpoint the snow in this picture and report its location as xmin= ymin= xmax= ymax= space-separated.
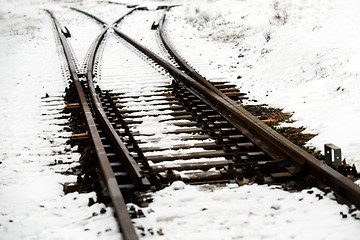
xmin=0 ymin=1 xmax=120 ymax=239
xmin=132 ymin=182 xmax=360 ymax=239
xmin=165 ymin=0 xmax=360 ymax=167
xmin=1 ymin=0 xmax=360 ymax=239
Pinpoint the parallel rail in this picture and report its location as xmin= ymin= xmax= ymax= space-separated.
xmin=47 ymin=6 xmax=360 ymax=240
xmin=157 ymin=13 xmax=360 ymax=207
xmin=46 ymin=10 xmax=140 ymax=240
xmin=111 ymin=10 xmax=360 ymax=208
xmin=69 ymin=4 xmax=360 ymax=208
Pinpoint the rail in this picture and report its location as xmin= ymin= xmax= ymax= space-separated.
xmin=46 ymin=10 xmax=139 ymax=240
xmin=51 ymin=7 xmax=360 ymax=210
xmin=157 ymin=13 xmax=360 ymax=208
xmin=86 ymin=27 xmax=150 ymax=189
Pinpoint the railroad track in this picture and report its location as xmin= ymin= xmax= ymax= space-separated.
xmin=47 ymin=5 xmax=360 ymax=239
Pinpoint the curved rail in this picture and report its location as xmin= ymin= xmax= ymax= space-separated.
xmin=70 ymin=6 xmax=140 ymax=27
xmin=157 ymin=14 xmax=360 ymax=208
xmin=86 ymin=26 xmax=150 ymax=189
xmin=108 ymin=14 xmax=360 ymax=208
xmin=46 ymin=10 xmax=139 ymax=240
xmin=54 ymin=7 xmax=360 ymax=209
xmin=70 ymin=7 xmax=107 ymax=26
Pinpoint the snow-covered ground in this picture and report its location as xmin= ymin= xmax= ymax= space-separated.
xmin=0 ymin=1 xmax=120 ymax=239
xmin=1 ymin=0 xmax=360 ymax=239
xmin=166 ymin=0 xmax=360 ymax=166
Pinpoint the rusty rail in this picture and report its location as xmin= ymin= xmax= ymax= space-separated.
xmin=157 ymin=14 xmax=360 ymax=208
xmin=70 ymin=7 xmax=140 ymax=27
xmin=86 ymin=27 xmax=150 ymax=189
xmin=53 ymin=7 xmax=360 ymax=209
xmin=110 ymin=15 xmax=360 ymax=208
xmin=46 ymin=10 xmax=139 ymax=240
xmin=70 ymin=7 xmax=107 ymax=26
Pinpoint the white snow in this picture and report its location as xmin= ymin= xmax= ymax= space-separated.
xmin=132 ymin=182 xmax=360 ymax=239
xmin=165 ymin=0 xmax=360 ymax=167
xmin=0 ymin=1 xmax=120 ymax=239
xmin=1 ymin=0 xmax=360 ymax=239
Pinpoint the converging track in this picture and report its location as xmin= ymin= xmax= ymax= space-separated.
xmin=46 ymin=4 xmax=360 ymax=239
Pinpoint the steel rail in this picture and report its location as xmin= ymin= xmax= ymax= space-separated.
xmin=86 ymin=28 xmax=150 ymax=189
xmin=65 ymin=8 xmax=360 ymax=208
xmin=70 ymin=7 xmax=107 ymax=26
xmin=46 ymin=10 xmax=139 ymax=240
xmin=69 ymin=7 xmax=150 ymax=188
xmin=70 ymin=7 xmax=140 ymax=27
xmin=111 ymin=20 xmax=360 ymax=208
xmin=157 ymin=14 xmax=360 ymax=208
xmin=112 ymin=8 xmax=138 ymax=26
